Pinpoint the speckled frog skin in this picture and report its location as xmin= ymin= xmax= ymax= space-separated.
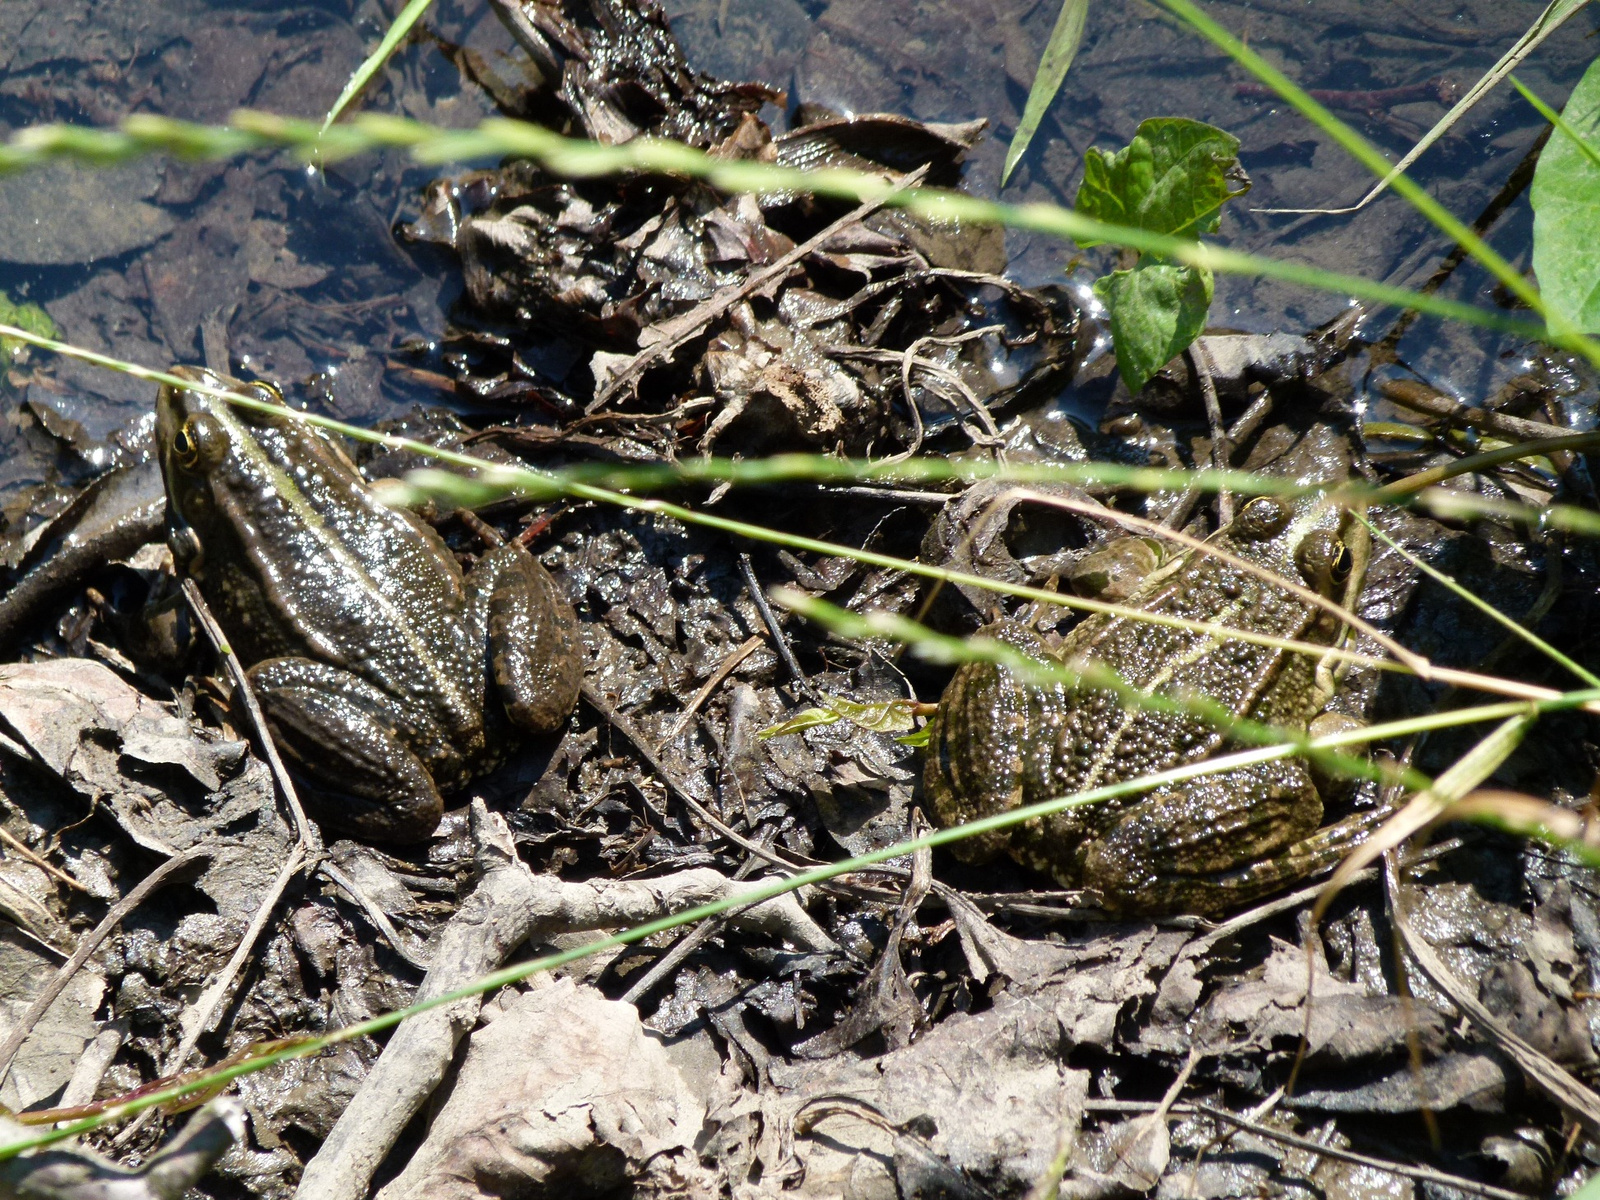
xmin=156 ymin=366 xmax=583 ymax=841
xmin=925 ymin=441 xmax=1370 ymax=916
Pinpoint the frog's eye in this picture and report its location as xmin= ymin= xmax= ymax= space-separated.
xmin=1231 ymin=497 xmax=1290 ymax=541
xmin=172 ymin=414 xmax=227 ymax=470
xmin=1294 ymin=530 xmax=1345 ymax=593
xmin=1328 ymin=540 xmax=1355 ymax=587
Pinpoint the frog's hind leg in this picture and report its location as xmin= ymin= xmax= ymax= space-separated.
xmin=1081 ymin=765 xmax=1386 ymax=917
xmin=1074 ymin=758 xmax=1329 ymax=916
xmin=1196 ymin=806 xmax=1389 ymax=912
xmin=249 ymin=657 xmax=445 ymax=842
xmin=470 ymin=541 xmax=583 ymax=733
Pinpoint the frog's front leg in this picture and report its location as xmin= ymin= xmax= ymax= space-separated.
xmin=249 ymin=657 xmax=444 ymax=842
xmin=466 ymin=541 xmax=583 ymax=733
xmin=1075 ymin=759 xmax=1325 ymax=916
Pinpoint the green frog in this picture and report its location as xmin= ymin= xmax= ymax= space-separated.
xmin=925 ymin=448 xmax=1372 ymax=916
xmin=156 ymin=366 xmax=583 ymax=841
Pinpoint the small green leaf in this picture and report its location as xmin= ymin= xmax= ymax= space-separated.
xmin=1074 ymin=117 xmax=1249 ymax=242
xmin=759 ymin=695 xmax=921 ymax=740
xmin=895 ymin=725 xmax=933 ymax=747
xmin=0 ymin=291 xmax=57 ymax=366
xmin=1001 ymin=0 xmax=1091 ymax=187
xmin=759 ymin=706 xmax=844 ymax=739
xmin=1530 ymin=58 xmax=1600 ymax=331
xmin=1072 ymin=118 xmax=1245 ymax=391
xmin=1093 ymin=262 xmax=1213 ymax=394
xmin=823 ymin=696 xmax=920 ymax=733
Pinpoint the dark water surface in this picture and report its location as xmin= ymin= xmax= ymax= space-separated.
xmin=0 ymin=0 xmax=1594 ymax=510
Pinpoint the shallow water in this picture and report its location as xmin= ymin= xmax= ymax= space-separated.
xmin=0 ymin=0 xmax=1594 ymax=499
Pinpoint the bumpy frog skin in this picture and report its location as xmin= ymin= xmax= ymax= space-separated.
xmin=925 ymin=447 xmax=1373 ymax=916
xmin=156 ymin=366 xmax=583 ymax=841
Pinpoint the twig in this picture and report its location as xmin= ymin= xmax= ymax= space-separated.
xmin=580 ymin=679 xmax=806 ymax=874
xmin=0 ymin=827 xmax=89 ymax=893
xmin=657 ymin=634 xmax=764 ymax=748
xmin=835 ymin=326 xmax=1008 ymax=444
xmin=1234 ymin=75 xmax=1458 ymax=116
xmin=816 ymin=486 xmax=952 ymax=506
xmin=0 ymin=847 xmax=211 ymax=1089
xmin=1189 ymin=342 xmax=1231 ymax=525
xmin=180 ymin=580 xmax=319 ymax=852
xmin=1081 ymin=1098 xmax=1528 ymax=1200
xmin=1225 ymin=391 xmax=1274 ymax=445
xmin=117 ymin=583 xmax=322 ymax=1147
xmin=1379 ymin=378 xmax=1574 ymax=446
xmin=619 ymin=846 xmax=766 ymax=1006
xmin=318 ymin=860 xmax=431 ymax=971
xmin=1193 ymin=867 xmax=1378 ymax=956
xmin=737 ymin=553 xmax=814 ymax=698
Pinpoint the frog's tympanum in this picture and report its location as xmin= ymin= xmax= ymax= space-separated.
xmin=925 ymin=447 xmax=1370 ymax=916
xmin=156 ymin=366 xmax=583 ymax=841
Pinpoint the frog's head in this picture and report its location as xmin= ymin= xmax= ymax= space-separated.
xmin=155 ymin=365 xmax=293 ymax=575
xmin=1225 ymin=488 xmax=1365 ymax=611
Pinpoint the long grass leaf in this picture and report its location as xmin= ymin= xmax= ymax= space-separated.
xmin=1327 ymin=0 xmax=1591 ymax=214
xmin=1002 ymin=0 xmax=1090 ymax=185
xmin=0 ymin=112 xmax=1578 ymax=354
xmin=321 ymin=0 xmax=437 ymax=132
xmin=10 ymin=321 xmax=1600 ymax=700
xmin=1152 ymin=0 xmax=1559 ymax=338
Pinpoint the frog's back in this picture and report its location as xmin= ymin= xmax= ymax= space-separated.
xmin=1025 ymin=524 xmax=1330 ymax=804
xmin=164 ymin=390 xmax=482 ymax=737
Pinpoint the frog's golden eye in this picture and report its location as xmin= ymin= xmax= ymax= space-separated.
xmin=1231 ymin=497 xmax=1290 ymax=541
xmin=171 ymin=424 xmax=200 ymax=467
xmin=172 ymin=414 xmax=227 ymax=470
xmin=1328 ymin=540 xmax=1355 ymax=586
xmin=1294 ymin=530 xmax=1345 ymax=593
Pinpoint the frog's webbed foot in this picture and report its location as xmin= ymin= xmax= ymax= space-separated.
xmin=249 ymin=657 xmax=444 ymax=842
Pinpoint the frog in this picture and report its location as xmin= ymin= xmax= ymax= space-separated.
xmin=924 ymin=444 xmax=1374 ymax=916
xmin=156 ymin=366 xmax=583 ymax=842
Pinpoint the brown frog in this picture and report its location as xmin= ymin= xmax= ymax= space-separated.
xmin=924 ymin=443 xmax=1374 ymax=916
xmin=157 ymin=367 xmax=583 ymax=841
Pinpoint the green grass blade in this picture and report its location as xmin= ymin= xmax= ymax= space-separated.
xmin=1152 ymin=0 xmax=1562 ymax=339
xmin=12 ymin=318 xmax=1600 ymax=549
xmin=1360 ymin=513 xmax=1600 ymax=688
xmin=1001 ymin=0 xmax=1090 ymax=185
xmin=321 ymin=0 xmax=437 ymax=133
xmin=1513 ymin=73 xmax=1600 ymax=171
xmin=0 ymin=111 xmax=1576 ymax=354
xmin=1342 ymin=0 xmax=1591 ymax=213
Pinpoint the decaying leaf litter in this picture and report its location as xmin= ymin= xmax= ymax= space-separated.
xmin=0 ymin=0 xmax=1598 ymax=1197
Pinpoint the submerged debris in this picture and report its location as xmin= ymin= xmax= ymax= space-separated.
xmin=400 ymin=1 xmax=1083 ymax=459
